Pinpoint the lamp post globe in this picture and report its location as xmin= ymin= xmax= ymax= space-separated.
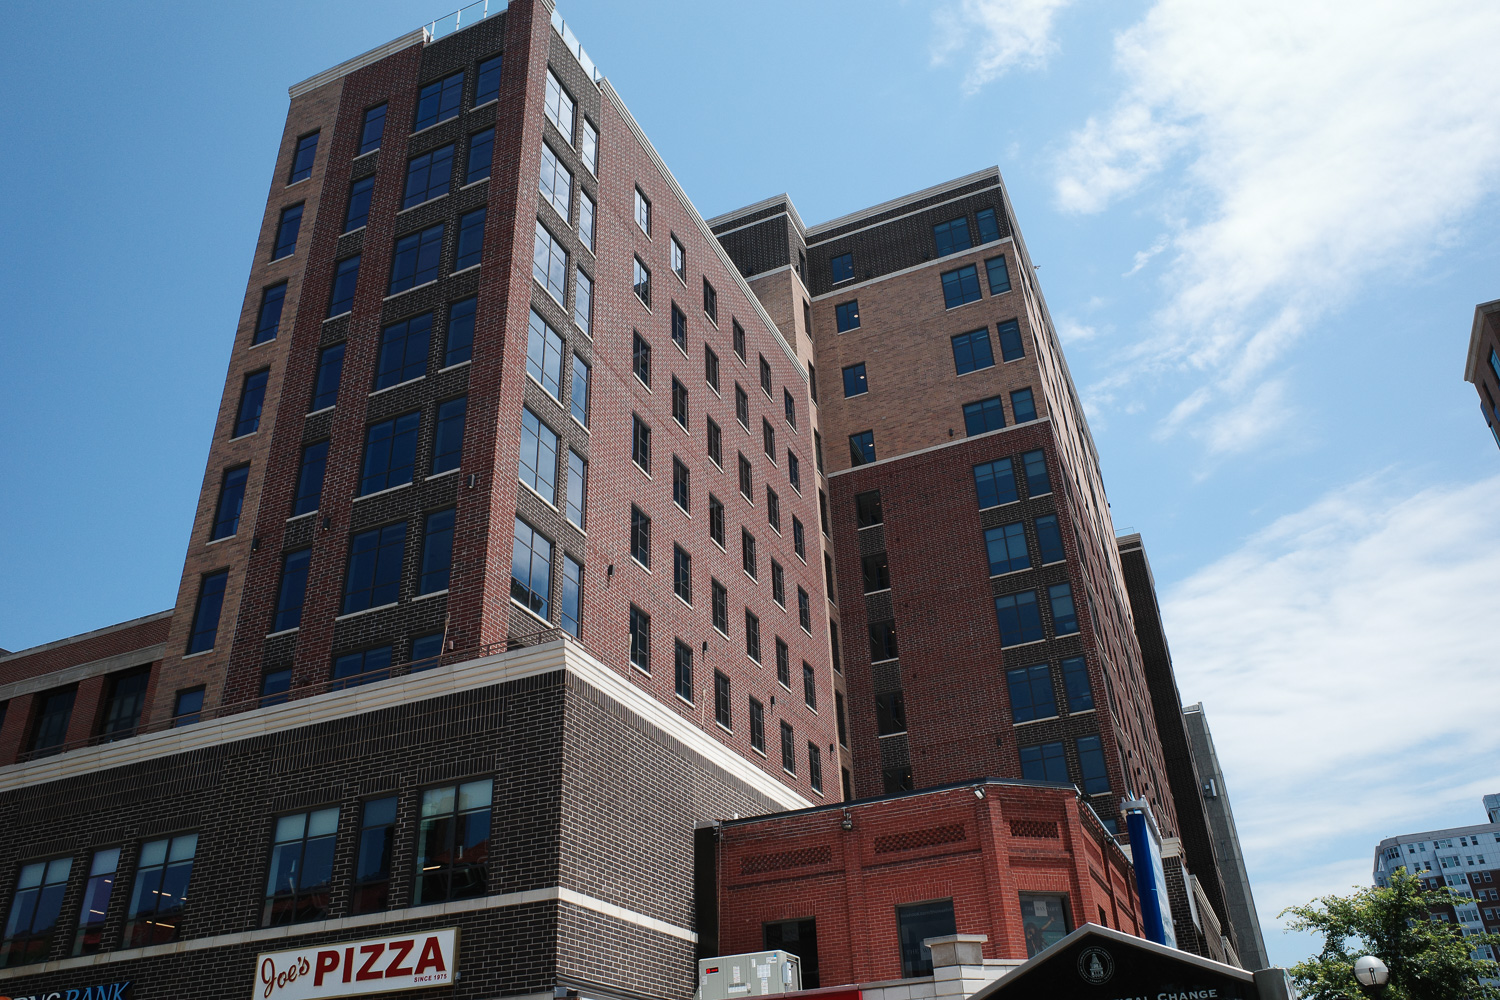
xmin=1354 ymin=955 xmax=1389 ymax=987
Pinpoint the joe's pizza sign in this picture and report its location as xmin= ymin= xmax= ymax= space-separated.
xmin=255 ymin=928 xmax=458 ymax=999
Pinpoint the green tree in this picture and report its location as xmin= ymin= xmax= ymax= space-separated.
xmin=1281 ymin=867 xmax=1500 ymax=999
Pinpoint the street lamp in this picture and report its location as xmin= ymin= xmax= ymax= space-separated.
xmin=1353 ymin=955 xmax=1389 ymax=989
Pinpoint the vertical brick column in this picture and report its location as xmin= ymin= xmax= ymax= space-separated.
xmin=64 ymin=675 xmax=108 ymax=747
xmin=0 ymin=693 xmax=34 ymax=764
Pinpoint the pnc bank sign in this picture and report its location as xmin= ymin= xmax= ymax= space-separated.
xmin=0 ymin=985 xmax=130 ymax=1000
xmin=255 ymin=928 xmax=458 ymax=1000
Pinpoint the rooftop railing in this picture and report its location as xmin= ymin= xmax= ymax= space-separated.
xmin=422 ymin=0 xmax=506 ymax=42
xmin=551 ymin=8 xmax=601 ymax=84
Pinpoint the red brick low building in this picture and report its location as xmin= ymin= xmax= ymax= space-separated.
xmin=715 ymin=779 xmax=1141 ymax=989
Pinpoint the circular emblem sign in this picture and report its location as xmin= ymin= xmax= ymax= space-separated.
xmin=1077 ymin=946 xmax=1115 ymax=985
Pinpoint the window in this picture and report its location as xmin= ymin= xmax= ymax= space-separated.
xmin=673 ymin=457 xmax=690 ymax=512
xmin=1049 ymin=583 xmax=1079 ymax=635
xmin=941 ymin=264 xmax=982 ymax=308
xmin=815 ymin=431 xmax=825 ymax=472
xmin=526 ymin=309 xmax=565 ymax=398
xmin=71 ymin=848 xmax=120 ymax=957
xmin=763 ymin=418 xmax=776 ymax=459
xmin=977 ymin=207 xmax=1001 ymax=244
xmin=414 ymin=70 xmax=464 ymax=130
xmin=234 ymin=369 xmax=268 ymax=437
xmin=707 ymin=416 xmax=723 ymax=468
xmin=187 ymin=570 xmax=228 ymax=654
xmin=834 ymin=692 xmax=849 ymax=747
xmin=788 ymin=451 xmax=801 ymax=492
xmin=849 ymin=430 xmax=875 ymax=465
xmin=420 ymin=508 xmax=455 ymax=594
xmin=455 ymin=208 xmax=485 ymax=270
xmin=172 ymin=687 xmax=204 ymax=727
xmin=994 ymin=321 xmax=1025 ymax=363
xmin=803 ymin=662 xmax=817 ymax=710
xmin=819 ymin=489 xmax=830 ymax=535
xmin=709 ymin=495 xmax=725 ymax=546
xmin=780 ymin=720 xmax=796 ymax=774
xmin=739 ymin=453 xmax=753 ymax=500
xmin=835 ymin=300 xmax=860 ymax=332
xmin=870 ymin=620 xmax=897 ymax=661
xmin=749 ymin=698 xmax=766 ymax=753
xmin=986 ymin=522 xmax=1031 ymax=575
xmin=704 ymin=345 xmax=721 ymax=392
xmin=733 ymin=320 xmax=746 ymax=360
xmin=629 ymin=605 xmax=650 ymax=671
xmin=308 ymin=344 xmax=344 ymax=413
xmin=951 ymin=328 xmax=995 ymax=374
xmin=759 ymin=355 xmax=773 ymax=396
xmin=1007 ymin=664 xmax=1056 ymax=722
xmin=792 ymin=517 xmax=806 ymax=559
xmin=975 ymin=458 xmax=1018 ymax=507
xmin=403 ymin=143 xmax=454 ymax=208
xmin=703 ymin=278 xmax=718 ymax=324
xmin=897 ymin=899 xmax=958 ymax=978
xmin=461 ymin=130 xmax=494 ymax=190
xmin=675 ymin=639 xmax=694 ymax=702
xmin=635 ymin=187 xmax=652 ymax=235
xmin=263 ymin=807 xmax=338 ymax=926
xmin=533 ymin=220 xmax=567 ymax=302
xmin=784 ymin=388 xmax=797 ymax=429
xmin=2 ymin=857 xmax=72 ymax=966
xmin=736 ymin=383 xmax=750 ymax=428
xmin=1036 ymin=515 xmax=1065 ymax=564
xmin=429 ymin=394 xmax=464 ymax=470
xmin=123 ymin=834 xmax=196 ymax=947
xmin=1022 ymin=449 xmax=1051 ymax=495
xmin=511 ymin=518 xmax=552 ymax=616
xmin=996 ymin=590 xmax=1043 ymax=645
xmin=359 ymin=104 xmax=387 ymax=155
xmin=631 ymin=505 xmax=652 ymax=567
xmin=568 ymin=192 xmax=592 ymax=258
xmin=519 ymin=407 xmax=559 ymax=502
xmin=348 ymin=797 xmax=399 ymax=915
xmin=809 ymin=363 xmax=817 ymax=401
xmin=808 ymin=743 xmax=823 ymax=793
xmin=469 ymin=51 xmax=502 ymax=102
xmin=741 ymin=528 xmax=758 ymax=578
xmin=714 ymin=671 xmax=732 ymax=729
xmin=342 ymin=523 xmax=405 ymax=614
xmin=327 ymin=255 xmax=361 ymax=317
xmin=831 ymin=252 xmax=853 ymax=283
xmin=863 ymin=552 xmax=890 ymax=592
xmin=875 ymin=690 xmax=907 ymax=736
xmin=674 ymin=545 xmax=692 ymax=604
xmin=260 ymin=668 xmax=291 ymax=707
xmin=539 ymin=143 xmax=572 ymax=218
xmin=712 ymin=579 xmax=729 ymax=633
xmin=343 ymin=174 xmax=375 ymax=234
xmin=664 ymin=304 xmax=686 ymax=354
xmin=775 ymin=637 xmax=791 ymax=687
xmin=561 ymin=555 xmax=582 ymax=637
xmin=566 ymin=451 xmax=587 ymax=528
xmin=1011 ymin=388 xmax=1037 ymax=423
xmin=933 ymin=216 xmax=971 ymax=256
xmin=1063 ymin=657 xmax=1094 ymax=712
xmin=273 ymin=203 xmax=303 ymax=260
xmin=375 ymin=313 xmax=432 ymax=390
xmin=634 ymin=257 xmax=651 ymax=307
xmin=564 ymin=356 xmax=589 ymax=427
xmin=841 ymin=363 xmax=868 ymax=398
xmin=672 ymin=236 xmax=686 ymax=280
xmin=389 ymin=222 xmax=444 ymax=293
xmin=1020 ymin=741 xmax=1068 ymax=783
xmin=1019 ymin=894 xmax=1071 ymax=958
xmin=1074 ymin=738 xmax=1108 ymax=794
xmin=359 ymin=412 xmax=420 ymax=494
xmin=581 ymin=118 xmax=598 ymax=172
xmin=771 ymin=559 xmax=785 ymax=606
xmin=673 ymin=377 xmax=689 ymax=428
xmin=254 ymin=282 xmax=286 ymax=344
xmin=632 ymin=415 xmax=652 ymax=474
xmin=211 ymin=464 xmax=249 ymax=540
xmin=273 ymin=549 xmax=311 ymax=632
xmin=963 ymin=396 xmax=1006 ymax=435
xmin=415 ymin=779 xmax=492 ymax=904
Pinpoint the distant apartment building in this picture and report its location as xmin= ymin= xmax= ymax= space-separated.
xmin=1465 ymin=298 xmax=1500 ymax=451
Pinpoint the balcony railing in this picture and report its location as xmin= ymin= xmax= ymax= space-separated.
xmin=422 ymin=0 xmax=506 ymax=42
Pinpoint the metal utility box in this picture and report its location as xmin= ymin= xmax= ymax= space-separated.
xmin=698 ymin=950 xmax=802 ymax=999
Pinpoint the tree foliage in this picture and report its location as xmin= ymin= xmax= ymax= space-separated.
xmin=1281 ymin=867 xmax=1500 ymax=999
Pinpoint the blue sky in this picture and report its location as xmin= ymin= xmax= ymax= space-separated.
xmin=2 ymin=0 xmax=1498 ymax=968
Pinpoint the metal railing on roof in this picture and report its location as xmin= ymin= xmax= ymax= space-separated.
xmin=422 ymin=0 xmax=506 ymax=43
xmin=551 ymin=8 xmax=601 ymax=84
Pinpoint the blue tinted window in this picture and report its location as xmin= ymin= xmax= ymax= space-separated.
xmin=475 ymin=55 xmax=503 ymax=104
xmin=995 ymin=590 xmax=1043 ymax=646
xmin=455 ymin=208 xmax=485 ymax=270
xmin=1022 ymin=449 xmax=1050 ymax=495
xmin=963 ymin=396 xmax=1005 ymax=435
xmin=511 ymin=517 xmax=552 ymax=616
xmin=974 ymin=458 xmax=1017 ymax=508
xmin=1062 ymin=656 xmax=1093 ymax=712
xmin=519 ymin=407 xmax=559 ymax=503
xmin=933 ymin=217 xmax=972 ymax=256
xmin=1048 ymin=583 xmax=1078 ymax=635
xmin=260 ymin=668 xmax=292 ymax=706
xmin=986 ymin=256 xmax=1011 ymax=294
xmin=333 ymin=646 xmax=392 ymax=689
xmin=535 ymin=221 xmax=568 ymax=302
xmin=359 ymin=413 xmax=420 ymax=495
xmin=254 ymin=283 xmax=286 ymax=345
xmin=466 ymin=129 xmax=494 ymax=184
xmin=289 ymin=132 xmax=319 ymax=183
xmin=359 ymin=105 xmax=387 ymax=155
xmin=274 ymin=549 xmax=312 ymax=632
xmin=567 ymin=450 xmax=587 ymax=529
xmin=411 ymin=633 xmax=444 ymax=667
xmin=976 ymin=208 xmax=1000 ymax=244
xmin=432 ymin=397 xmax=467 ymax=474
xmin=188 ymin=571 xmax=229 ymax=654
xmin=1007 ymin=664 xmax=1055 ymax=723
xmin=345 ymin=175 xmax=374 ymax=233
xmin=420 ymin=508 xmax=456 ymax=595
xmin=985 ymin=522 xmax=1031 ymax=575
xmin=414 ymin=71 xmax=464 ymax=131
xmin=311 ymin=344 xmax=343 ymax=412
xmin=343 ymin=523 xmax=406 ymax=614
xmin=996 ymin=320 xmax=1024 ymax=360
xmin=1019 ymin=741 xmax=1068 ymax=783
xmin=561 ymin=556 xmax=582 ymax=638
xmin=941 ymin=265 xmax=982 ymax=308
xmin=849 ymin=431 xmax=875 ymax=466
xmin=835 ymin=300 xmax=860 ymax=332
xmin=375 ymin=313 xmax=432 ymax=390
xmin=1491 ymin=347 xmax=1500 ymax=383
xmin=571 ymin=355 xmax=590 ymax=425
xmin=842 ymin=363 xmax=868 ymax=397
xmin=1035 ymin=515 xmax=1065 ymax=564
xmin=403 ymin=144 xmax=454 ymax=209
xmin=293 ymin=441 xmax=328 ymax=516
xmin=526 ymin=310 xmax=564 ymax=398
xmin=211 ymin=465 xmax=249 ymax=540
xmin=172 ymin=688 xmax=204 ymax=726
xmin=389 ymin=223 xmax=444 ymax=294
xmin=234 ymin=370 xmax=269 ymax=437
xmin=1011 ymin=388 xmax=1037 ymax=423
xmin=830 ymin=253 xmax=853 ymax=283
xmin=273 ymin=204 xmax=303 ymax=260
xmin=951 ymin=328 xmax=994 ymax=375
xmin=327 ymin=256 xmax=360 ymax=317
xmin=445 ymin=298 xmax=476 ymax=367
xmin=1077 ymin=735 xmax=1108 ymax=794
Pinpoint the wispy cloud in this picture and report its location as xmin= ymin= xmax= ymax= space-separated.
xmin=1054 ymin=0 xmax=1500 ymax=452
xmin=1161 ymin=473 xmax=1500 ymax=957
xmin=930 ymin=0 xmax=1075 ymax=94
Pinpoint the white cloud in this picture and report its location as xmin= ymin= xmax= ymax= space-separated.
xmin=931 ymin=0 xmax=1075 ymax=93
xmin=1161 ymin=474 xmax=1500 ymax=960
xmin=1053 ymin=0 xmax=1500 ymax=452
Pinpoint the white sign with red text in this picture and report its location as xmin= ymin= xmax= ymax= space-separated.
xmin=253 ymin=928 xmax=458 ymax=1000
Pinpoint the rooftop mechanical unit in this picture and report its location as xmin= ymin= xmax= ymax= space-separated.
xmin=697 ymin=951 xmax=802 ymax=1000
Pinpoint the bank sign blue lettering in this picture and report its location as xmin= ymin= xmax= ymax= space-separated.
xmin=0 ymin=981 xmax=130 ymax=1000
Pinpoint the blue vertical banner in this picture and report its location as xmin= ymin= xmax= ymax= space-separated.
xmin=1125 ymin=802 xmax=1177 ymax=949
